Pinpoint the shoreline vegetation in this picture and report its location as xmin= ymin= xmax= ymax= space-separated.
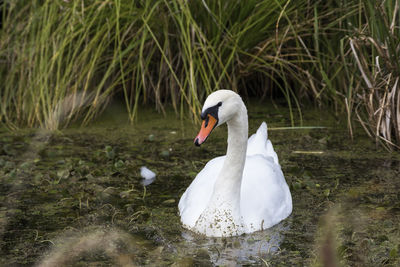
xmin=0 ymin=0 xmax=399 ymax=150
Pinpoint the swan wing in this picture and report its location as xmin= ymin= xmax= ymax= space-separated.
xmin=178 ymin=156 xmax=225 ymax=228
xmin=240 ymin=155 xmax=292 ymax=231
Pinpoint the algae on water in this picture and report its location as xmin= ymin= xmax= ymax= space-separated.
xmin=0 ymin=104 xmax=399 ymax=266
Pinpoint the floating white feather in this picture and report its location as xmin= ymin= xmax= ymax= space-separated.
xmin=140 ymin=166 xmax=156 ymax=180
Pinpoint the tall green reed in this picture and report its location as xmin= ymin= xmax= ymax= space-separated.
xmin=0 ymin=0 xmax=160 ymax=129
xmin=4 ymin=0 xmax=398 ymax=151
xmin=0 ymin=1 xmax=137 ymax=129
xmin=0 ymin=0 xmax=311 ymax=129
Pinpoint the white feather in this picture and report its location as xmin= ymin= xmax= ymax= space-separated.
xmin=140 ymin=166 xmax=156 ymax=180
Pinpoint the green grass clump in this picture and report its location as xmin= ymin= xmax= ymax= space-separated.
xmin=1 ymin=0 xmax=399 ymax=149
xmin=349 ymin=0 xmax=400 ymax=150
xmin=311 ymin=0 xmax=400 ymax=149
xmin=0 ymin=0 xmax=310 ymax=129
xmin=0 ymin=0 xmax=149 ymax=129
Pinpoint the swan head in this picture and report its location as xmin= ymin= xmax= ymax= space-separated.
xmin=194 ymin=90 xmax=243 ymax=146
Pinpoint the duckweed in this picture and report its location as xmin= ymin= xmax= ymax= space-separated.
xmin=0 ymin=105 xmax=399 ymax=265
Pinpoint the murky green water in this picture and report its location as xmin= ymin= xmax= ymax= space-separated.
xmin=1 ymin=103 xmax=399 ymax=266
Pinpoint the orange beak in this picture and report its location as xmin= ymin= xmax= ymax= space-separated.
xmin=194 ymin=114 xmax=218 ymax=146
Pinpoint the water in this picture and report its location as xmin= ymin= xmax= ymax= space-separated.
xmin=0 ymin=103 xmax=399 ymax=266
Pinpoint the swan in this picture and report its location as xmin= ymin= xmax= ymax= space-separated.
xmin=178 ymin=90 xmax=292 ymax=237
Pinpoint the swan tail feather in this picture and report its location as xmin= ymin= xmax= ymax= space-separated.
xmin=257 ymin=122 xmax=268 ymax=139
xmin=247 ymin=122 xmax=279 ymax=165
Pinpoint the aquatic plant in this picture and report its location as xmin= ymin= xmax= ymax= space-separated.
xmin=0 ymin=0 xmax=143 ymax=129
xmin=0 ymin=0 xmax=311 ymax=129
xmin=349 ymin=0 xmax=400 ymax=150
xmin=0 ymin=0 xmax=399 ymax=150
xmin=1 ymin=109 xmax=399 ymax=265
xmin=302 ymin=0 xmax=400 ymax=150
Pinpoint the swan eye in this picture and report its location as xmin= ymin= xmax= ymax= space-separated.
xmin=217 ymin=102 xmax=222 ymax=106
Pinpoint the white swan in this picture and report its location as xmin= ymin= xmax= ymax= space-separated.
xmin=178 ymin=90 xmax=292 ymax=237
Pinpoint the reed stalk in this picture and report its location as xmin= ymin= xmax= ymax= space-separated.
xmin=1 ymin=0 xmax=399 ymax=150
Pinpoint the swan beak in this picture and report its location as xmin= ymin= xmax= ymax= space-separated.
xmin=194 ymin=114 xmax=218 ymax=146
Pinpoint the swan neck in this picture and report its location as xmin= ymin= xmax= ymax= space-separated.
xmin=215 ymin=102 xmax=248 ymax=197
xmin=226 ymin=109 xmax=248 ymax=165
